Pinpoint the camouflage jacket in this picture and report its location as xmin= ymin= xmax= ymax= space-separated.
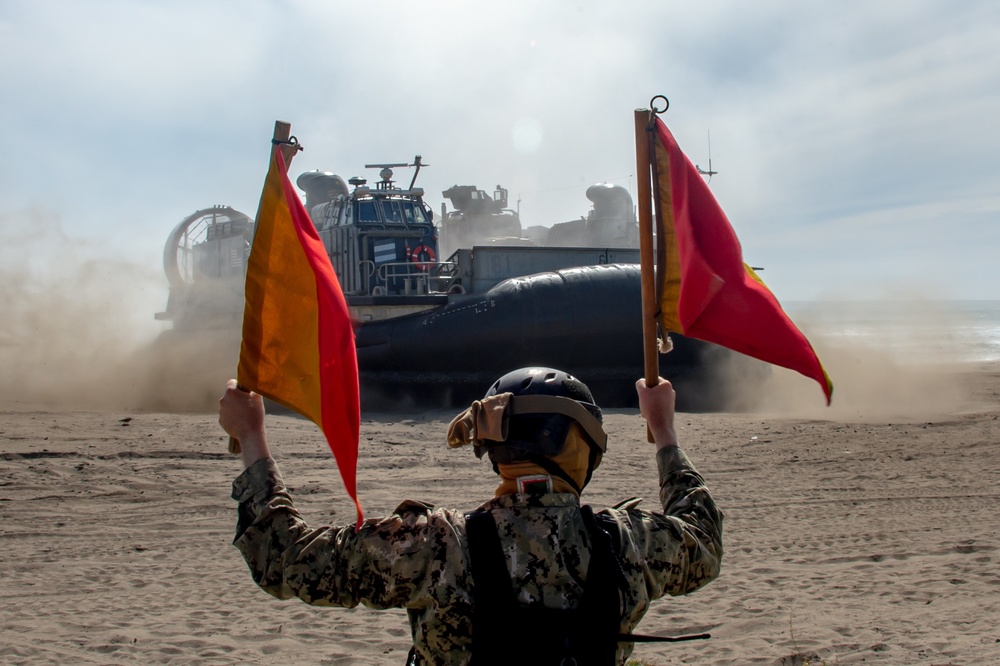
xmin=232 ymin=446 xmax=723 ymax=665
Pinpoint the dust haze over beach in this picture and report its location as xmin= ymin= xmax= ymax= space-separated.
xmin=0 ymin=206 xmax=979 ymax=420
xmin=0 ymin=209 xmax=235 ymax=412
xmin=751 ymin=299 xmax=974 ymax=422
xmin=649 ymin=296 xmax=978 ymax=421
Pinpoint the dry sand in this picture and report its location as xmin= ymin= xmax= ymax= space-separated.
xmin=1 ymin=361 xmax=998 ymax=665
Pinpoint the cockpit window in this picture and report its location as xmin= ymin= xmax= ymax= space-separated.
xmin=355 ymin=199 xmax=430 ymax=227
xmin=382 ymin=201 xmax=404 ymax=225
xmin=381 ymin=200 xmax=429 ymax=226
xmin=357 ymin=200 xmax=379 ymax=224
xmin=403 ymin=202 xmax=429 ymax=225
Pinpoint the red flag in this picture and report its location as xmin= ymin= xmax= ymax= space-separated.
xmin=650 ymin=116 xmax=833 ymax=404
xmin=238 ymin=146 xmax=363 ymax=523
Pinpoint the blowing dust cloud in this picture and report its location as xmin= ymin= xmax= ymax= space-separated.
xmin=0 ymin=209 xmax=237 ymax=412
xmin=748 ymin=300 xmax=973 ymax=422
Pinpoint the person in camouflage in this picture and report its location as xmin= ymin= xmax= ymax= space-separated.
xmin=220 ymin=367 xmax=723 ymax=665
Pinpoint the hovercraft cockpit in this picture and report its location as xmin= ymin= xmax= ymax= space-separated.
xmin=298 ymin=156 xmax=446 ymax=303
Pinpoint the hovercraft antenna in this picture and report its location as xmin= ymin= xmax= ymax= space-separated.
xmin=695 ymin=130 xmax=717 ymax=182
xmin=363 ymin=155 xmax=428 ymax=191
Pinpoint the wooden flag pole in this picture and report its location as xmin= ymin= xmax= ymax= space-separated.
xmin=229 ymin=120 xmax=302 ymax=454
xmin=635 ymin=108 xmax=659 ymax=443
xmin=634 ymin=109 xmax=659 ymax=388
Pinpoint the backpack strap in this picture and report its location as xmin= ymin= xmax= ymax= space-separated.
xmin=577 ymin=505 xmax=626 ymax=663
xmin=466 ymin=509 xmax=516 ymax=626
xmin=466 ymin=509 xmax=518 ymax=665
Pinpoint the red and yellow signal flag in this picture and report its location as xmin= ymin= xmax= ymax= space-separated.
xmin=237 ymin=126 xmax=363 ymax=523
xmin=634 ymin=106 xmax=833 ymax=404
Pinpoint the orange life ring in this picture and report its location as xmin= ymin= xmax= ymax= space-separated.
xmin=407 ymin=244 xmax=436 ymax=271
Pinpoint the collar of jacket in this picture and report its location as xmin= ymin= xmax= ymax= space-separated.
xmin=476 ymin=492 xmax=582 ymax=512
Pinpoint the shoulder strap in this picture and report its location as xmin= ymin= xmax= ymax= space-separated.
xmin=577 ymin=505 xmax=625 ymax=663
xmin=466 ymin=509 xmax=515 ymax=660
xmin=466 ymin=510 xmax=512 ymax=604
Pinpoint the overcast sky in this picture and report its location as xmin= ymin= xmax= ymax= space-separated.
xmin=1 ymin=0 xmax=998 ymax=302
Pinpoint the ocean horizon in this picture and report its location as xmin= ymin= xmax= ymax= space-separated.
xmin=783 ymin=299 xmax=1000 ymax=365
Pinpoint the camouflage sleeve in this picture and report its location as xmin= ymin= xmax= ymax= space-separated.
xmin=231 ymin=457 xmax=469 ymax=611
xmin=613 ymin=446 xmax=723 ymax=599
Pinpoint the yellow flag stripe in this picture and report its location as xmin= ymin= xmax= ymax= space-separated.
xmin=654 ymin=134 xmax=683 ymax=334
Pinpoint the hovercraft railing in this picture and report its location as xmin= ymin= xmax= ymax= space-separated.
xmin=366 ymin=261 xmax=458 ymax=296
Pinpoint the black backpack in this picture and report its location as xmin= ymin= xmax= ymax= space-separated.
xmin=464 ymin=505 xmax=626 ymax=665
xmin=402 ymin=506 xmax=710 ymax=664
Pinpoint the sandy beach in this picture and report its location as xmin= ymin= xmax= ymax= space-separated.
xmin=1 ymin=358 xmax=998 ymax=665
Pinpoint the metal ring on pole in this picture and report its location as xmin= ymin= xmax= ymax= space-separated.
xmin=650 ymin=95 xmax=669 ymax=115
xmin=272 ymin=135 xmax=304 ymax=152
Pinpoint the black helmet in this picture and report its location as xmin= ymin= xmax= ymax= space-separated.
xmin=482 ymin=368 xmax=606 ymax=489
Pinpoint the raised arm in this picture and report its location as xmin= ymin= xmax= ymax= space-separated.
xmin=218 ymin=380 xmax=468 ymax=617
xmin=617 ymin=377 xmax=724 ymax=598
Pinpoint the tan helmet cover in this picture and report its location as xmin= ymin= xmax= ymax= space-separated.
xmin=447 ymin=392 xmax=513 ymax=452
